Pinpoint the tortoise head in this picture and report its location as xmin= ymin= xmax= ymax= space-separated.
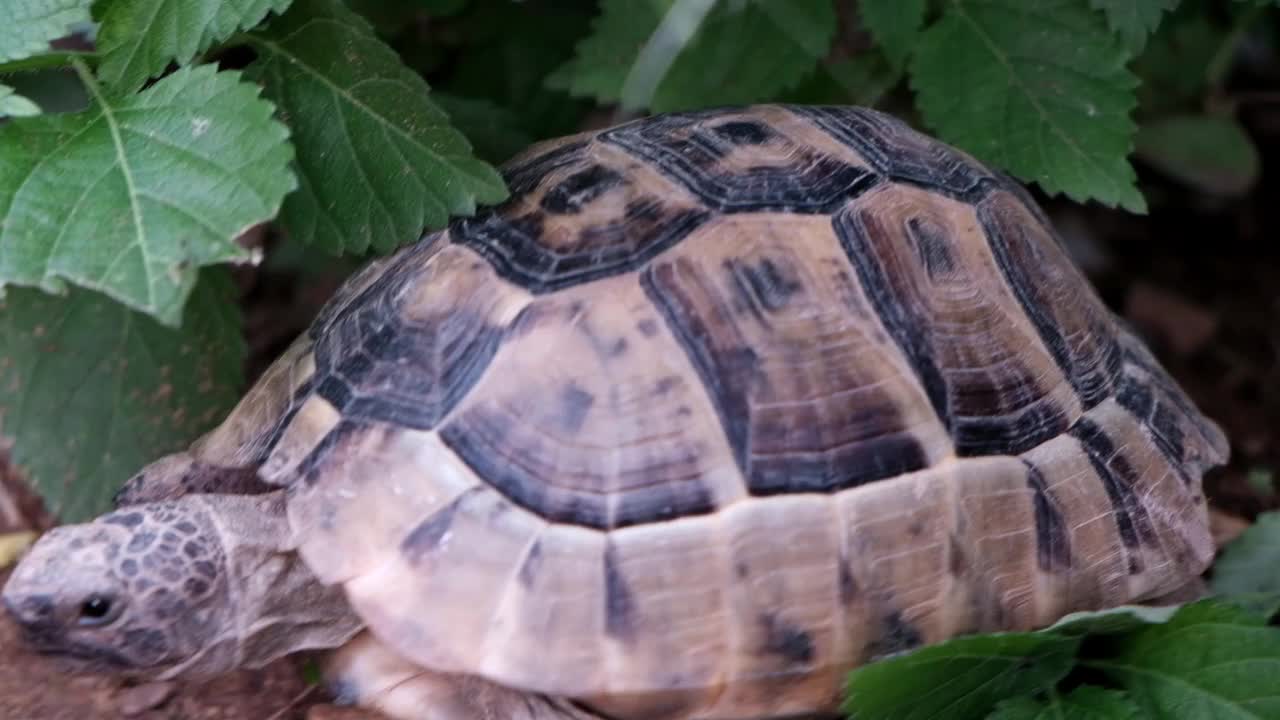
xmin=1 ymin=498 xmax=239 ymax=678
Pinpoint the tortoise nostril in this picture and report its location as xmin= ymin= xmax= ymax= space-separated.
xmin=2 ymin=593 xmax=55 ymax=626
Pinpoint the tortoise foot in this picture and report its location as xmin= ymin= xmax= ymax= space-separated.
xmin=323 ymin=631 xmax=602 ymax=720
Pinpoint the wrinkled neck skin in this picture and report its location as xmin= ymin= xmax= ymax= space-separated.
xmin=160 ymin=492 xmax=364 ymax=680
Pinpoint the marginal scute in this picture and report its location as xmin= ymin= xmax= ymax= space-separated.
xmin=190 ymin=333 xmax=316 ymax=466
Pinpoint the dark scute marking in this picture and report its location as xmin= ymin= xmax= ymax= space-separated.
xmin=645 ymin=253 xmax=929 ymax=494
xmin=1069 ymin=418 xmax=1159 ymax=563
xmin=517 ymin=540 xmax=543 ymax=589
xmin=400 ymin=488 xmax=481 ymax=564
xmin=295 ymin=420 xmax=365 ymax=487
xmin=786 ymin=105 xmax=995 ymax=201
xmin=955 ymin=400 xmax=1070 ymax=457
xmin=725 ymin=257 xmax=803 ymax=317
xmin=610 ymin=479 xmax=716 ymax=529
xmin=439 ymin=421 xmax=610 ymax=528
xmin=637 ymin=318 xmax=659 ymax=337
xmin=306 ymin=236 xmax=504 ymax=432
xmin=978 ymin=198 xmax=1121 ymax=409
xmin=314 ymin=375 xmax=354 ymax=411
xmin=642 ymin=262 xmax=756 ymax=472
xmin=120 ymin=559 xmax=139 ymax=577
xmin=838 ymin=560 xmax=858 ymax=605
xmin=832 ymin=208 xmax=950 ymax=433
xmin=710 ymin=120 xmax=776 ymax=144
xmin=182 ymin=541 xmax=203 ymax=559
xmin=540 ymin=164 xmax=627 ymax=214
xmin=748 ymin=433 xmax=928 ymax=495
xmin=947 ymin=534 xmax=968 ymax=576
xmin=174 ymin=521 xmax=198 ymax=535
xmin=452 ymin=202 xmax=711 ymax=293
xmin=255 ymin=379 xmax=312 ymax=464
xmin=867 ymin=609 xmax=924 ymax=658
xmin=557 ymin=382 xmax=595 ymax=435
xmin=760 ymin=613 xmax=815 ymax=665
xmin=1115 ymin=358 xmax=1191 ymax=485
xmin=600 ymin=108 xmax=881 ymax=213
xmin=906 ymin=218 xmax=955 ymax=278
xmin=603 ymin=541 xmax=636 ymax=641
xmin=486 ymin=140 xmax=593 ymax=200
xmin=1022 ymin=459 xmax=1071 ymax=571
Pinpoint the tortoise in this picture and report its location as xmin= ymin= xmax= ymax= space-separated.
xmin=1 ymin=104 xmax=1228 ymax=720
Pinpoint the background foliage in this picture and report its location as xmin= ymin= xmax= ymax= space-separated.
xmin=1 ymin=0 xmax=1278 ymax=716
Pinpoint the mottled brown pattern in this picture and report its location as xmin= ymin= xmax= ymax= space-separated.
xmin=833 ymin=183 xmax=1082 ymax=456
xmin=122 ymin=105 xmax=1230 ymax=720
xmin=438 ymin=274 xmax=741 ymax=529
xmin=978 ymin=189 xmax=1122 ymax=408
xmin=452 ymin=141 xmax=712 ymax=292
xmin=642 ymin=214 xmax=952 ymax=498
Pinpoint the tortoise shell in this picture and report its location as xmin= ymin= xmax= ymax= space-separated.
xmin=190 ymin=105 xmax=1227 ymax=719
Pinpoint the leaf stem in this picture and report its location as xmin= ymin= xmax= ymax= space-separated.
xmin=68 ymin=57 xmax=153 ymax=308
xmin=0 ymin=51 xmax=99 ymax=76
xmin=620 ymin=0 xmax=717 ymax=111
xmin=1205 ymin=3 xmax=1266 ymax=90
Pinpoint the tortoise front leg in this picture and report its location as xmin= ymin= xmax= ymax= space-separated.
xmin=322 ymin=631 xmax=604 ymax=720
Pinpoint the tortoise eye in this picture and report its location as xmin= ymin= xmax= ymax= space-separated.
xmin=77 ymin=594 xmax=116 ymax=626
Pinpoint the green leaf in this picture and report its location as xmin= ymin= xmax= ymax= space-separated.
xmin=0 ymin=0 xmax=91 ymax=63
xmin=1212 ymin=511 xmax=1280 ymax=604
xmin=0 ymin=269 xmax=243 ymax=522
xmin=910 ymin=0 xmax=1146 ymax=213
xmin=94 ymin=0 xmax=294 ymax=93
xmin=860 ymin=0 xmax=927 ymax=68
xmin=1135 ymin=113 xmax=1260 ymax=196
xmin=1086 ymin=599 xmax=1280 ymax=719
xmin=1090 ymin=0 xmax=1180 ymax=52
xmin=1045 ymin=604 xmax=1182 ymax=636
xmin=549 ymin=0 xmax=836 ymax=113
xmin=780 ymin=53 xmax=902 ymax=107
xmin=417 ymin=0 xmax=469 ymax=15
xmin=0 ymin=62 xmax=295 ymax=325
xmin=440 ymin=0 xmax=593 ymax=140
xmin=1132 ymin=11 xmax=1224 ymax=113
xmin=841 ymin=632 xmax=1081 ymax=720
xmin=0 ymin=85 xmax=40 ymax=118
xmin=431 ymin=93 xmax=533 ymax=166
xmin=243 ymin=0 xmax=507 ymax=256
xmin=988 ymin=687 xmax=1140 ymax=720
